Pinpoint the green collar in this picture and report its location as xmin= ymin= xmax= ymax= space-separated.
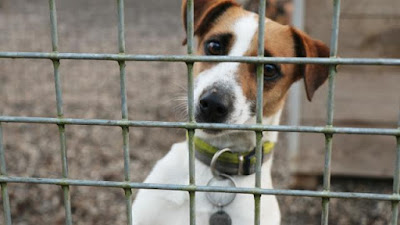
xmin=194 ymin=136 xmax=275 ymax=175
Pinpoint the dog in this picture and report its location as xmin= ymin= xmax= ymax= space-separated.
xmin=132 ymin=0 xmax=329 ymax=224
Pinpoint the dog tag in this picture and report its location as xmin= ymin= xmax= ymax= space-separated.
xmin=206 ymin=174 xmax=237 ymax=207
xmin=209 ymin=210 xmax=232 ymax=225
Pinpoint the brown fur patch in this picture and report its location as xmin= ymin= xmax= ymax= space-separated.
xmin=193 ymin=7 xmax=244 ymax=76
xmin=238 ymin=18 xmax=301 ymax=117
xmin=182 ymin=0 xmax=239 ymax=44
xmin=191 ymin=4 xmax=329 ymax=117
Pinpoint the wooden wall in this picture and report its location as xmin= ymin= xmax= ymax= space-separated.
xmin=291 ymin=0 xmax=400 ymax=179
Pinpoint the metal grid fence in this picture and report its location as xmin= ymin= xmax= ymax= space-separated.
xmin=0 ymin=0 xmax=400 ymax=225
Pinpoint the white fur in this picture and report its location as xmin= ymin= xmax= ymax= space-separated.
xmin=132 ymin=14 xmax=282 ymax=225
xmin=131 ymin=114 xmax=282 ymax=225
xmin=193 ymin=15 xmax=260 ymax=127
xmin=230 ymin=15 xmax=259 ymax=56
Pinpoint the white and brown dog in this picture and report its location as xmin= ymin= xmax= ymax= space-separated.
xmin=132 ymin=0 xmax=329 ymax=224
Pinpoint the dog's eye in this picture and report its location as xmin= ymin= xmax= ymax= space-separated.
xmin=205 ymin=40 xmax=224 ymax=55
xmin=264 ymin=64 xmax=281 ymax=80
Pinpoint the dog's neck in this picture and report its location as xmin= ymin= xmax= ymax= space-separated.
xmin=195 ymin=109 xmax=283 ymax=153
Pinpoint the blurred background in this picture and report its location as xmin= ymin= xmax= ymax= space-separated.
xmin=0 ymin=0 xmax=399 ymax=224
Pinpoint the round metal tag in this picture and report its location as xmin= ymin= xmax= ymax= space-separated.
xmin=206 ymin=174 xmax=237 ymax=207
xmin=209 ymin=210 xmax=232 ymax=225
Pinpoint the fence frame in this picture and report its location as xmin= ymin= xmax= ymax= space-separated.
xmin=0 ymin=0 xmax=400 ymax=225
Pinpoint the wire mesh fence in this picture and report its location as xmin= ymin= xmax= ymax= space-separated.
xmin=0 ymin=0 xmax=399 ymax=225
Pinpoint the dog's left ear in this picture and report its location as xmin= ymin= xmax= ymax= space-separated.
xmin=290 ymin=27 xmax=330 ymax=101
xmin=182 ymin=0 xmax=239 ymax=45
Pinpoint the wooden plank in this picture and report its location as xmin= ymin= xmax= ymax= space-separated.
xmin=338 ymin=19 xmax=400 ymax=58
xmin=291 ymin=0 xmax=400 ymax=179
xmin=341 ymin=0 xmax=400 ymax=15
xmin=299 ymin=69 xmax=400 ymax=126
xmin=304 ymin=0 xmax=400 ymax=58
xmin=292 ymin=133 xmax=397 ymax=178
xmin=300 ymin=1 xmax=400 ymax=126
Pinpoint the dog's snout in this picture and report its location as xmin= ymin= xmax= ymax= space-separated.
xmin=199 ymin=93 xmax=228 ymax=117
xmin=197 ymin=88 xmax=233 ymax=123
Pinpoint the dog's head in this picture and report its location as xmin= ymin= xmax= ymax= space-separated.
xmin=182 ymin=0 xmax=329 ymax=133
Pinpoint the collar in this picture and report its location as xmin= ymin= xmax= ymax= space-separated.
xmin=194 ymin=136 xmax=275 ymax=176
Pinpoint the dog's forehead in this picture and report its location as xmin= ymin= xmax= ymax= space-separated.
xmin=202 ymin=7 xmax=295 ymax=57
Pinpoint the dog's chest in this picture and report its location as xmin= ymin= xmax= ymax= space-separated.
xmin=132 ymin=141 xmax=280 ymax=225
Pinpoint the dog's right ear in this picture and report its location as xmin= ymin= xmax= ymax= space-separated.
xmin=290 ymin=27 xmax=330 ymax=101
xmin=182 ymin=0 xmax=239 ymax=45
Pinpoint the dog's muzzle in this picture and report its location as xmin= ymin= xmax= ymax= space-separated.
xmin=196 ymin=86 xmax=234 ymax=123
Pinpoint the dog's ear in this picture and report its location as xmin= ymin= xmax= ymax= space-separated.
xmin=182 ymin=0 xmax=239 ymax=45
xmin=290 ymin=27 xmax=330 ymax=101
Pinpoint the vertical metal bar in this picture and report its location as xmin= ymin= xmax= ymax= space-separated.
xmin=322 ymin=0 xmax=341 ymax=224
xmin=326 ymin=0 xmax=341 ymax=127
xmin=186 ymin=0 xmax=195 ymax=224
xmin=321 ymin=133 xmax=333 ymax=225
xmin=49 ymin=0 xmax=59 ymax=53
xmin=187 ymin=67 xmax=196 ymax=225
xmin=391 ymin=111 xmax=400 ymax=224
xmin=117 ymin=0 xmax=126 ymax=56
xmin=255 ymin=0 xmax=266 ymax=224
xmin=0 ymin=124 xmax=12 ymax=225
xmin=187 ymin=128 xmax=196 ymax=225
xmin=117 ymin=0 xmax=132 ymax=224
xmin=186 ymin=0 xmax=194 ymax=58
xmin=256 ymin=0 xmax=266 ymax=125
xmin=49 ymin=1 xmax=73 ymax=225
xmin=118 ymin=8 xmax=128 ymax=120
xmin=287 ymin=0 xmax=304 ymax=169
xmin=121 ymin=124 xmax=132 ymax=225
xmin=254 ymin=131 xmax=263 ymax=225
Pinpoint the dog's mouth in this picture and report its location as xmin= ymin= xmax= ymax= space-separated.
xmin=194 ymin=116 xmax=228 ymax=134
xmin=201 ymin=128 xmax=225 ymax=134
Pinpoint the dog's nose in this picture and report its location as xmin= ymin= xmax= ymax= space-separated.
xmin=197 ymin=89 xmax=232 ymax=123
xmin=200 ymin=94 xmax=228 ymax=117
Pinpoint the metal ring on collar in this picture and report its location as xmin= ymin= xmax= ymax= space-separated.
xmin=210 ymin=148 xmax=232 ymax=177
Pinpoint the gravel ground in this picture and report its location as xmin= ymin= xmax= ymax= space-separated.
xmin=0 ymin=0 xmax=395 ymax=224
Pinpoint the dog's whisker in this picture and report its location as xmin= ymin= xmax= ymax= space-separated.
xmin=172 ymin=96 xmax=190 ymax=121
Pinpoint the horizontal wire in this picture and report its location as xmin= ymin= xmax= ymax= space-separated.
xmin=0 ymin=176 xmax=399 ymax=201
xmin=0 ymin=52 xmax=400 ymax=65
xmin=0 ymin=116 xmax=398 ymax=136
